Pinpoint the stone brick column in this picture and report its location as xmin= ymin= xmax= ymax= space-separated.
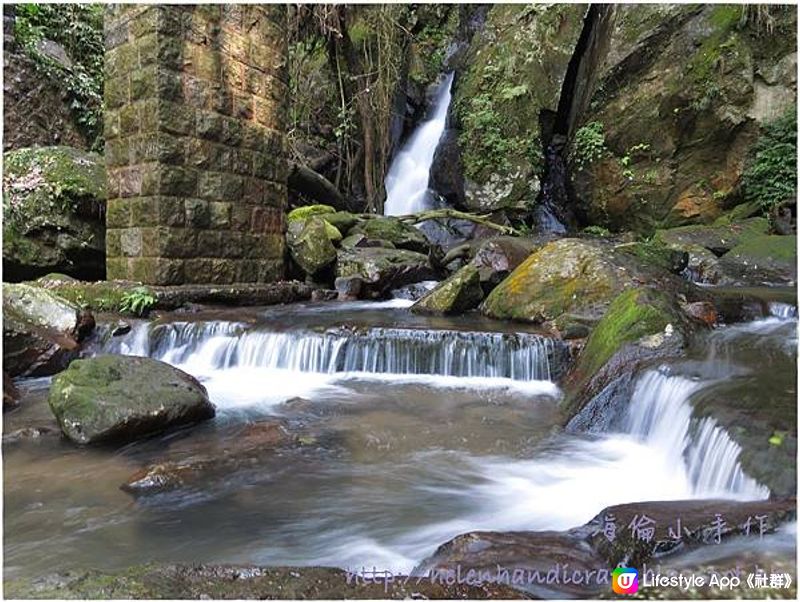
xmin=104 ymin=5 xmax=287 ymax=284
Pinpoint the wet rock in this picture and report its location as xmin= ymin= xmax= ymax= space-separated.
xmin=411 ymin=264 xmax=484 ymax=315
xmin=122 ymin=420 xmax=294 ymax=494
xmin=563 ymin=288 xmax=690 ymax=428
xmin=470 ymin=235 xmax=543 ymax=291
xmin=286 ymin=217 xmax=338 ymax=277
xmin=429 ymin=128 xmax=465 ymax=209
xmin=336 ymin=247 xmax=437 ymax=298
xmin=334 ymin=276 xmax=363 ymax=301
xmin=110 ymin=321 xmax=132 ymax=337
xmin=587 ymin=498 xmax=797 ymax=567
xmin=3 ymin=425 xmax=60 ymax=444
xmin=417 ymin=529 xmax=607 ymax=598
xmin=680 ymin=244 xmax=730 ymax=284
xmin=350 ymin=217 xmax=430 ymax=254
xmin=340 ymin=233 xmax=396 ymax=249
xmin=681 ymin=301 xmax=718 ymax=326
xmin=48 ymin=356 xmax=215 ymax=445
xmin=718 ymin=234 xmax=797 ymax=285
xmin=3 ymin=282 xmax=95 ymax=377
xmin=4 ymin=564 xmax=524 ymax=599
xmin=3 ymin=146 xmax=106 ymax=282
xmin=654 ymin=218 xmax=771 ymax=257
xmin=3 ymin=371 xmax=20 ymax=410
xmin=286 ymin=204 xmax=336 ymax=222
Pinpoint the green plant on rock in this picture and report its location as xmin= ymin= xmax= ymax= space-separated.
xmin=14 ymin=4 xmax=105 ymax=150
xmin=740 ymin=107 xmax=797 ymax=215
xmin=119 ymin=287 xmax=157 ymax=316
xmin=570 ymin=122 xmax=607 ymax=169
xmin=582 ymin=225 xmax=612 ymax=238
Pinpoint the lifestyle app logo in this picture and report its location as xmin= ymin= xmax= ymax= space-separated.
xmin=612 ymin=567 xmax=639 ymax=594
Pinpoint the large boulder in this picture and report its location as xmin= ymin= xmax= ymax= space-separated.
xmin=481 ymin=238 xmax=688 ymax=327
xmin=470 ymin=235 xmax=545 ymax=289
xmin=3 ymin=282 xmax=95 ymax=377
xmin=653 ymin=218 xmax=770 ymax=256
xmin=47 ymin=355 xmax=215 ymax=445
xmin=350 ymin=217 xmax=430 ymax=254
xmin=719 ymin=234 xmax=797 ymax=285
xmin=3 ymin=146 xmax=106 ymax=281
xmin=336 ymin=247 xmax=436 ymax=298
xmin=571 ymin=5 xmax=797 ymax=233
xmin=411 ymin=264 xmax=484 ymax=315
xmin=286 ymin=216 xmax=338 ymax=277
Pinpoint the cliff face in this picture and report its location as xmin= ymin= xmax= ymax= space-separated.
xmin=571 ymin=4 xmax=797 ymax=233
xmin=441 ymin=4 xmax=796 ymax=233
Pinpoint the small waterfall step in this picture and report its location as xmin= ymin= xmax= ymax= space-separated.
xmin=104 ymin=320 xmax=570 ymax=382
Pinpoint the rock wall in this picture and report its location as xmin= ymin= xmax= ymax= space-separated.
xmin=104 ymin=5 xmax=288 ymax=285
xmin=571 ymin=4 xmax=797 ymax=233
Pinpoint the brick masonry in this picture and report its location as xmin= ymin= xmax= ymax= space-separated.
xmin=104 ymin=5 xmax=287 ymax=284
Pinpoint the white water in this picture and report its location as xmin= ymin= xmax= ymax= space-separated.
xmin=384 ymin=73 xmax=454 ymax=216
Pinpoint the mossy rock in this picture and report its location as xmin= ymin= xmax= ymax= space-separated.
xmin=350 ymin=217 xmax=430 ymax=254
xmin=286 ymin=217 xmax=338 ymax=277
xmin=411 ymin=264 xmax=484 ymax=315
xmin=3 ymin=146 xmax=106 ymax=281
xmin=481 ymin=239 xmax=635 ymax=326
xmin=48 ymin=355 xmax=215 ymax=445
xmin=574 ymin=288 xmax=679 ymax=379
xmin=3 ymin=282 xmax=94 ymax=377
xmin=653 ymin=218 xmax=770 ymax=255
xmin=719 ymin=234 xmax=797 ymax=284
xmin=287 ymin=204 xmax=336 ymax=222
xmin=321 ymin=211 xmax=362 ymax=236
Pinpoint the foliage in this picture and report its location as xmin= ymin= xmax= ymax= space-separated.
xmin=571 ymin=122 xmax=607 ymax=169
xmin=582 ymin=225 xmax=611 ymax=238
xmin=740 ymin=107 xmax=797 ymax=214
xmin=14 ymin=4 xmax=105 ymax=150
xmin=119 ymin=287 xmax=157 ymax=316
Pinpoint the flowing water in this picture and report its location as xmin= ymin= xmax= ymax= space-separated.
xmin=3 ymin=298 xmax=796 ymax=581
xmin=384 ymin=73 xmax=454 ymax=216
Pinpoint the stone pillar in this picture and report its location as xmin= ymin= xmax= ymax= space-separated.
xmin=104 ymin=5 xmax=287 ymax=285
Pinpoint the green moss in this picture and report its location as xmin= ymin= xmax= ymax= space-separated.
xmin=32 ymin=279 xmax=139 ymax=312
xmin=727 ymin=234 xmax=797 ymax=262
xmin=287 ymin=204 xmax=336 ymax=222
xmin=577 ymin=289 xmax=675 ymax=377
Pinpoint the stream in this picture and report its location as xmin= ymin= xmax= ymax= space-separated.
xmin=4 ymin=297 xmax=796 ymax=580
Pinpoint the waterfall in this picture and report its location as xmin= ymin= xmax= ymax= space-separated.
xmin=625 ymin=369 xmax=768 ymax=499
xmin=769 ymin=302 xmax=798 ymax=319
xmin=384 ymin=73 xmax=454 ymax=216
xmin=106 ymin=321 xmax=567 ymax=383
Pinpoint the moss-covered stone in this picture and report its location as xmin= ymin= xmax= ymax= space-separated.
xmin=574 ymin=288 xmax=677 ymax=379
xmin=481 ymin=239 xmax=634 ymax=326
xmin=286 ymin=217 xmax=338 ymax=277
xmin=653 ymin=218 xmax=770 ymax=255
xmin=350 ymin=217 xmax=430 ymax=254
xmin=47 ymin=355 xmax=215 ymax=445
xmin=3 ymin=146 xmax=106 ymax=281
xmin=719 ymin=234 xmax=797 ymax=284
xmin=287 ymin=204 xmax=336 ymax=222
xmin=3 ymin=282 xmax=94 ymax=377
xmin=411 ymin=264 xmax=484 ymax=315
xmin=321 ymin=211 xmax=362 ymax=236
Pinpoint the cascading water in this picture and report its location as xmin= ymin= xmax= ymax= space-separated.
xmin=106 ymin=321 xmax=566 ymax=383
xmin=384 ymin=73 xmax=454 ymax=216
xmin=625 ymin=369 xmax=768 ymax=499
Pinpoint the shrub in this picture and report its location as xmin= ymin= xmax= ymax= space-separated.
xmin=571 ymin=122 xmax=607 ymax=169
xmin=119 ymin=287 xmax=157 ymax=316
xmin=740 ymin=107 xmax=797 ymax=214
xmin=14 ymin=4 xmax=105 ymax=150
